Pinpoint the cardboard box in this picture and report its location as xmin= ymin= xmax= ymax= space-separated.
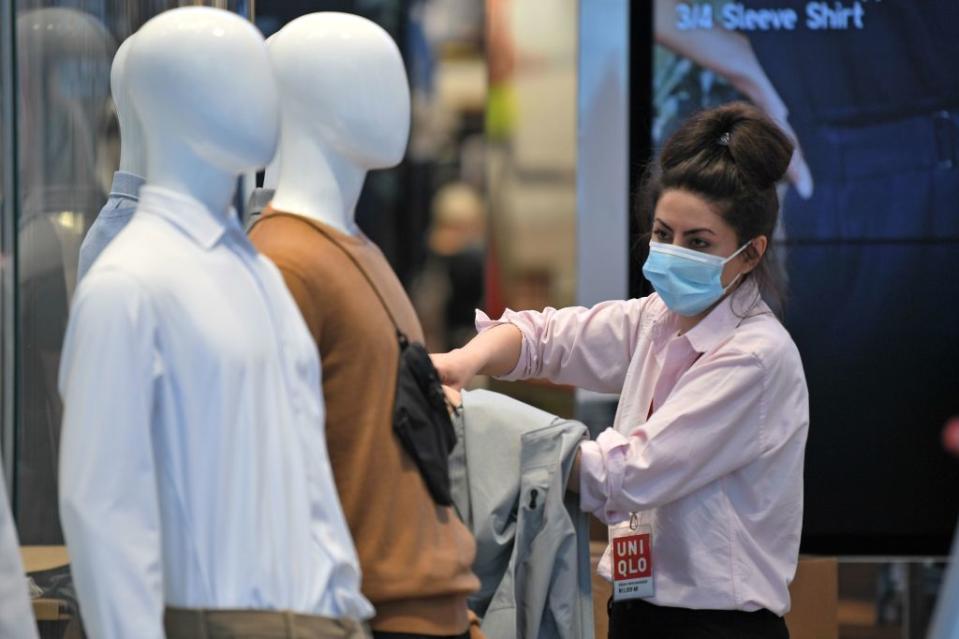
xmin=786 ymin=556 xmax=839 ymax=639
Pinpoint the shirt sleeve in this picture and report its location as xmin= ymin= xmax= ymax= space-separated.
xmin=578 ymin=348 xmax=768 ymax=522
xmin=0 ymin=460 xmax=39 ymax=639
xmin=475 ymin=299 xmax=649 ymax=394
xmin=58 ymin=270 xmax=164 ymax=639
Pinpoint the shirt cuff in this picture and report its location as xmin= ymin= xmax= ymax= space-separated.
xmin=474 ymin=309 xmax=532 ymax=380
xmin=578 ymin=428 xmax=630 ymax=524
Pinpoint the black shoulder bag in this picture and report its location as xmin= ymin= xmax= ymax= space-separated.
xmin=254 ymin=213 xmax=456 ymax=506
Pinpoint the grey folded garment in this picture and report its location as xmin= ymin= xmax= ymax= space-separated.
xmin=450 ymin=389 xmax=594 ymax=639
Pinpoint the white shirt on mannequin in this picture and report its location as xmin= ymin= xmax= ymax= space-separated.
xmin=59 ymin=186 xmax=372 ymax=639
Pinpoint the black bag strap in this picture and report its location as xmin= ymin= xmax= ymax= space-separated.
xmin=251 ymin=211 xmax=406 ymax=340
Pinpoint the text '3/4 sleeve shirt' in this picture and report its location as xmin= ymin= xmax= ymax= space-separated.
xmin=58 ymin=186 xmax=373 ymax=639
xmin=476 ymin=282 xmax=809 ymax=616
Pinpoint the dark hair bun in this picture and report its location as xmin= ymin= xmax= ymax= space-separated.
xmin=660 ymin=101 xmax=794 ymax=192
xmin=719 ymin=103 xmax=793 ymax=189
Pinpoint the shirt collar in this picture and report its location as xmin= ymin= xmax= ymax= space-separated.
xmin=108 ymin=171 xmax=145 ymax=201
xmin=683 ymin=279 xmax=766 ymax=353
xmin=247 ymin=187 xmax=275 ymax=215
xmin=137 ymin=185 xmax=238 ymax=250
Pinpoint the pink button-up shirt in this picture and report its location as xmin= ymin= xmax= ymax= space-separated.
xmin=476 ymin=283 xmax=808 ymax=615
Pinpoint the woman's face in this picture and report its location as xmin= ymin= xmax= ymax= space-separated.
xmin=651 ymin=188 xmax=765 ymax=287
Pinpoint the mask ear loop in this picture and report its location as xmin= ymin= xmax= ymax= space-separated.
xmin=723 ymin=240 xmax=754 ymax=265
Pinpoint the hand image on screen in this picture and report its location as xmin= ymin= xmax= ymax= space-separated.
xmin=654 ymin=0 xmax=813 ymax=199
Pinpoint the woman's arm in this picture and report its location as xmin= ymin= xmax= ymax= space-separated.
xmin=432 ymin=299 xmax=649 ymax=393
xmin=432 ymin=323 xmax=523 ymax=390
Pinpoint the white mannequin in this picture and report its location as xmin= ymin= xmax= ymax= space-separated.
xmin=126 ymin=6 xmax=278 ymax=215
xmin=252 ymin=18 xmax=475 ymax=633
xmin=60 ymin=8 xmax=373 ymax=638
xmin=268 ymin=12 xmax=410 ymax=235
xmin=112 ymin=35 xmax=146 ymax=177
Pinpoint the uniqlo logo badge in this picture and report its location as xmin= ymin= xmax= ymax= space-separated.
xmin=612 ymin=533 xmax=652 ymax=580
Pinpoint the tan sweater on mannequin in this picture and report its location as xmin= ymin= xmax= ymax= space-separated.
xmin=249 ymin=207 xmax=479 ymax=635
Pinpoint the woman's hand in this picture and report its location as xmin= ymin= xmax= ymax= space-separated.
xmin=760 ymin=104 xmax=813 ymax=199
xmin=442 ymin=385 xmax=462 ymax=413
xmin=431 ymin=323 xmax=523 ymax=389
xmin=431 ymin=349 xmax=482 ymax=391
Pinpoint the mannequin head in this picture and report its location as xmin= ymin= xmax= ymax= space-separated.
xmin=267 ymin=12 xmax=410 ymax=232
xmin=269 ymin=12 xmax=410 ymax=169
xmin=126 ymin=7 xmax=278 ymax=211
xmin=110 ymin=35 xmax=146 ymax=177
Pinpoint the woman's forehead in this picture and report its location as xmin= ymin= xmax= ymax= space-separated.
xmin=655 ymin=189 xmax=730 ymax=231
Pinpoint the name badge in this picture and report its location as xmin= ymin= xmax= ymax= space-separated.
xmin=610 ymin=514 xmax=654 ymax=601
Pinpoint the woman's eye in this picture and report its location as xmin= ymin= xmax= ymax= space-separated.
xmin=690 ymin=238 xmax=709 ymax=249
xmin=653 ymin=229 xmax=669 ymax=240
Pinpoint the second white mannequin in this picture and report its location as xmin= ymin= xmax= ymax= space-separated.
xmin=250 ymin=13 xmax=479 ymax=637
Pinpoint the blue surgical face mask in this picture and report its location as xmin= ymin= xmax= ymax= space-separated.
xmin=642 ymin=241 xmax=751 ymax=316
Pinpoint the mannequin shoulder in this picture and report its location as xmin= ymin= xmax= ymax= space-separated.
xmin=247 ymin=216 xmax=341 ymax=274
xmin=69 ymin=265 xmax=155 ymax=336
xmin=88 ymin=214 xmax=212 ymax=285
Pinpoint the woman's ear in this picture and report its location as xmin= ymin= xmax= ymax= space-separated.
xmin=742 ymin=235 xmax=768 ymax=273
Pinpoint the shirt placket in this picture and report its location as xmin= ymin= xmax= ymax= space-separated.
xmin=614 ymin=320 xmax=667 ymax=435
xmin=650 ymin=337 xmax=698 ymax=416
xmin=224 ymin=232 xmax=304 ymax=416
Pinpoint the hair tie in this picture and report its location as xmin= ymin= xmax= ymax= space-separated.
xmin=718 ymin=132 xmax=731 ymax=147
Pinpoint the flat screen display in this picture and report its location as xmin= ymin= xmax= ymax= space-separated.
xmin=637 ymin=0 xmax=959 ymax=554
